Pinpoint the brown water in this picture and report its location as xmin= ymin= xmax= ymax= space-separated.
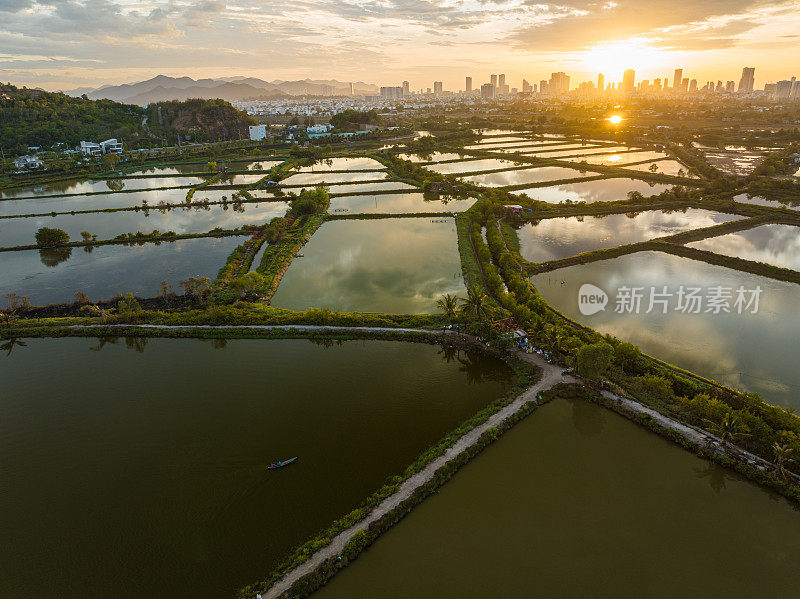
xmin=0 ymin=338 xmax=513 ymax=598
xmin=316 ymin=399 xmax=800 ymax=599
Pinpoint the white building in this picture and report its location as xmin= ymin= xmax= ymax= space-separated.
xmin=249 ymin=125 xmax=268 ymax=141
xmin=80 ymin=138 xmax=123 ymax=156
xmin=306 ymin=124 xmax=332 ymax=134
xmin=14 ymin=155 xmax=43 ymax=170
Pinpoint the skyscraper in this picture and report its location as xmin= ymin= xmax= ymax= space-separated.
xmin=738 ymin=67 xmax=755 ymax=93
xmin=402 ymin=81 xmax=410 ymax=95
xmin=498 ymin=74 xmax=505 ymax=89
xmin=673 ymin=69 xmax=683 ymax=91
xmin=689 ymin=79 xmax=698 ymax=92
xmin=775 ymin=80 xmax=794 ymax=99
xmin=522 ymin=79 xmax=532 ymax=93
xmin=465 ymin=76 xmax=472 ymax=93
xmin=433 ymin=81 xmax=443 ymax=95
xmin=480 ymin=83 xmax=495 ymax=98
xmin=622 ymin=69 xmax=635 ymax=93
xmin=548 ymin=72 xmax=570 ymax=94
xmin=380 ymin=86 xmax=404 ymax=99
xmin=490 ymin=74 xmax=497 ymax=87
xmin=597 ymin=73 xmax=604 ymax=93
xmin=726 ymin=81 xmax=735 ymax=93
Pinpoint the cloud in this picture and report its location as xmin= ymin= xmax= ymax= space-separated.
xmin=0 ymin=0 xmax=32 ymax=12
xmin=509 ymin=0 xmax=760 ymax=50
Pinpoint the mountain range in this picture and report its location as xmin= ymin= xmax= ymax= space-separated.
xmin=65 ymin=75 xmax=380 ymax=105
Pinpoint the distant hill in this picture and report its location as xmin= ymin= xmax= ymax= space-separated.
xmin=66 ymin=75 xmax=380 ymax=104
xmin=0 ymin=83 xmax=255 ymax=154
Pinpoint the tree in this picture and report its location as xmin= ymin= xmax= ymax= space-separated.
xmin=460 ymin=287 xmax=491 ymax=325
xmin=101 ymin=153 xmax=120 ymax=171
xmin=117 ymin=293 xmax=141 ymax=318
xmin=614 ymin=341 xmax=642 ymax=373
xmin=627 ymin=191 xmax=644 ymax=202
xmin=229 ymin=271 xmax=266 ymax=300
xmin=35 ymin=227 xmax=69 ymax=247
xmin=436 ymin=293 xmax=459 ymax=324
xmin=772 ymin=443 xmax=794 ymax=480
xmin=575 ymin=342 xmax=613 ymax=382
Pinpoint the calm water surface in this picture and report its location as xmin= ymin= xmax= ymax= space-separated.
xmin=732 ymin=193 xmax=799 ymax=210
xmin=517 ymin=209 xmax=743 ymax=262
xmin=0 ymin=338 xmax=512 ymax=598
xmin=272 ymin=218 xmax=466 ymax=313
xmin=0 ymin=186 xmax=194 ymax=216
xmin=283 ymin=171 xmax=387 ymax=185
xmin=0 ymin=235 xmax=244 ymax=304
xmin=426 ymin=158 xmax=519 ymax=174
xmin=516 ymin=178 xmax=673 ymax=204
xmin=619 ymin=159 xmax=696 ymax=176
xmin=0 ymin=175 xmax=204 ymax=199
xmin=531 ymin=251 xmax=800 ymax=407
xmin=461 ymin=166 xmax=592 ymax=187
xmin=317 ymin=399 xmax=800 ymax=599
xmin=0 ymin=202 xmax=288 ymax=247
xmin=328 ymin=193 xmax=475 ymax=214
xmin=688 ymin=224 xmax=800 ymax=271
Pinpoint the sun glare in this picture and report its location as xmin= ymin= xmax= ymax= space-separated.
xmin=581 ymin=39 xmax=665 ymax=81
xmin=607 ymin=115 xmax=623 ymax=125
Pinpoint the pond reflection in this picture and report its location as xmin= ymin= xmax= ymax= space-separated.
xmin=688 ymin=224 xmax=800 ymax=271
xmin=531 ymin=251 xmax=800 ymax=408
xmin=517 ymin=209 xmax=743 ymax=262
xmin=516 ymin=178 xmax=674 ymax=204
xmin=271 ymin=218 xmax=466 ymax=313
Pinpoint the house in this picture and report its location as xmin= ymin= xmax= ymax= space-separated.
xmin=80 ymin=138 xmax=123 ymax=156
xmin=306 ymin=124 xmax=332 ymax=134
xmin=503 ymin=204 xmax=524 ymax=214
xmin=13 ymin=155 xmax=43 ymax=170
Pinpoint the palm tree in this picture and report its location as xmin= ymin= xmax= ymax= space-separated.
xmin=436 ymin=293 xmax=459 ymax=324
xmin=460 ymin=288 xmax=491 ymax=333
xmin=704 ymin=414 xmax=749 ymax=456
xmin=772 ymin=442 xmax=794 ymax=480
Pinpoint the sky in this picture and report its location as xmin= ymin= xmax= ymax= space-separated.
xmin=0 ymin=0 xmax=798 ymax=92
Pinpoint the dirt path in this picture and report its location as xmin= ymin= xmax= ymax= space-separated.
xmin=259 ymin=351 xmax=570 ymax=599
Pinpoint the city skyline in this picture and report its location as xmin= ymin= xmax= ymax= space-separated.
xmin=1 ymin=0 xmax=799 ymax=91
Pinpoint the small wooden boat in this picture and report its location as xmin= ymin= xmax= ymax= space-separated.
xmin=268 ymin=457 xmax=298 ymax=470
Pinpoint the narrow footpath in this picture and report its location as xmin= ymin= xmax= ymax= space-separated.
xmin=260 ymin=350 xmax=569 ymax=599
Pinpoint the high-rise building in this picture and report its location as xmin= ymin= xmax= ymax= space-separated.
xmin=673 ymin=69 xmax=683 ymax=91
xmin=597 ymin=73 xmax=604 ymax=93
xmin=490 ymin=74 xmax=498 ymax=87
xmin=738 ymin=67 xmax=755 ymax=93
xmin=622 ymin=69 xmax=635 ymax=93
xmin=522 ymin=79 xmax=532 ymax=93
xmin=681 ymin=78 xmax=689 ymax=91
xmin=380 ymin=86 xmax=404 ymax=99
xmin=465 ymin=77 xmax=472 ymax=93
xmin=726 ymin=81 xmax=735 ymax=93
xmin=433 ymin=81 xmax=443 ymax=95
xmin=775 ymin=80 xmax=794 ymax=99
xmin=349 ymin=82 xmax=354 ymax=95
xmin=480 ymin=83 xmax=496 ymax=98
xmin=498 ymin=74 xmax=506 ymax=89
xmin=689 ymin=79 xmax=698 ymax=92
xmin=402 ymin=81 xmax=410 ymax=95
xmin=540 ymin=80 xmax=548 ymax=94
xmin=548 ymin=72 xmax=570 ymax=94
